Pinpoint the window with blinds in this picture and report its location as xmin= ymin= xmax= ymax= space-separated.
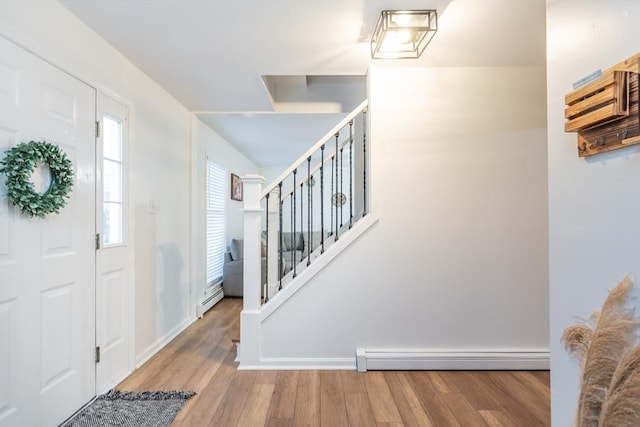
xmin=206 ymin=160 xmax=225 ymax=287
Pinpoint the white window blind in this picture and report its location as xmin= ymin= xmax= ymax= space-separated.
xmin=206 ymin=160 xmax=225 ymax=287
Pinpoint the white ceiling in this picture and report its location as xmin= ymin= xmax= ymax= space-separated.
xmin=59 ymin=0 xmax=546 ymax=166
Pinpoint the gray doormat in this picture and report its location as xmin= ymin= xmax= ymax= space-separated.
xmin=61 ymin=390 xmax=196 ymax=427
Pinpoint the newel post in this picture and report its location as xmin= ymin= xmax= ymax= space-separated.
xmin=239 ymin=174 xmax=264 ymax=368
xmin=241 ymin=174 xmax=265 ymax=310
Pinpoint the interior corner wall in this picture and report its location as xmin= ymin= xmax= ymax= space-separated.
xmin=546 ymin=2 xmax=640 ymax=425
xmin=191 ymin=116 xmax=259 ymax=302
xmin=261 ymin=65 xmax=549 ymax=362
xmin=0 ymin=2 xmax=193 ymax=363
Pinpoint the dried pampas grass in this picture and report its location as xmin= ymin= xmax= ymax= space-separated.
xmin=600 ymin=344 xmax=640 ymax=426
xmin=562 ymin=323 xmax=594 ymax=369
xmin=562 ymin=276 xmax=639 ymax=427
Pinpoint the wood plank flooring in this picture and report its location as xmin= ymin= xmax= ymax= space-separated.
xmin=117 ymin=298 xmax=550 ymax=426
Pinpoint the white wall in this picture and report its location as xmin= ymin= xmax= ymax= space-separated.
xmin=260 ymin=166 xmax=287 ymax=184
xmin=193 ymin=118 xmax=259 ymax=244
xmin=547 ymin=2 xmax=640 ymax=425
xmin=0 ymin=2 xmax=193 ymax=363
xmin=261 ymin=65 xmax=549 ymax=362
xmin=191 ymin=116 xmax=259 ymax=303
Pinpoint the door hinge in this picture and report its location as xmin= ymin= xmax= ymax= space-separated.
xmin=95 ymin=233 xmax=101 ymax=250
xmin=95 ymin=346 xmax=101 ymax=364
xmin=95 ymin=120 xmax=100 ymax=138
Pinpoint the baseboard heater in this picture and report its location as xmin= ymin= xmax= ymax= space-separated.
xmin=356 ymin=348 xmax=550 ymax=372
xmin=196 ymin=284 xmax=224 ymax=318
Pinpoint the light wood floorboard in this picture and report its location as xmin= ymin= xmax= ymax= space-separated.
xmin=117 ymin=298 xmax=550 ymax=426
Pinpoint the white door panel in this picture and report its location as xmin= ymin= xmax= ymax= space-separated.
xmin=96 ymin=248 xmax=129 ymax=392
xmin=0 ymin=126 xmax=17 ymax=260
xmin=0 ymin=35 xmax=96 ymax=427
xmin=96 ymin=94 xmax=131 ymax=394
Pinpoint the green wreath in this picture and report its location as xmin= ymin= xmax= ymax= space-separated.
xmin=0 ymin=141 xmax=74 ymax=218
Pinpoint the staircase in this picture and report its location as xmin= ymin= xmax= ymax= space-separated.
xmin=238 ymin=99 xmax=376 ymax=368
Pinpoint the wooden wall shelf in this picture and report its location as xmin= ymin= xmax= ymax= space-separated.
xmin=565 ymin=53 xmax=640 ymax=158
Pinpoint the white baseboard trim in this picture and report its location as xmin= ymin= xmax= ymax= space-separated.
xmin=135 ymin=317 xmax=194 ymax=368
xmin=238 ymin=357 xmax=356 ymax=371
xmin=356 ymin=349 xmax=550 ymax=372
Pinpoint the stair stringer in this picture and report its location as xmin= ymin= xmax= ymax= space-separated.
xmin=237 ymin=213 xmax=379 ymax=370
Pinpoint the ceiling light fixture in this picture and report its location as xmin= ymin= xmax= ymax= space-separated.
xmin=371 ymin=10 xmax=438 ymax=59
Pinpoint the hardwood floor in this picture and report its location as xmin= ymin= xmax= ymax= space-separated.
xmin=117 ymin=298 xmax=550 ymax=426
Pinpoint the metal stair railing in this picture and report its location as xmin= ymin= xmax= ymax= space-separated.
xmin=251 ymin=100 xmax=369 ymax=306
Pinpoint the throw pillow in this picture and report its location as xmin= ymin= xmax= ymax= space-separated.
xmin=230 ymin=238 xmax=243 ymax=261
xmin=282 ymin=232 xmax=304 ymax=251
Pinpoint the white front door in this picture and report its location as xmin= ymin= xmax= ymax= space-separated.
xmin=96 ymin=94 xmax=132 ymax=393
xmin=0 ymin=36 xmax=96 ymax=426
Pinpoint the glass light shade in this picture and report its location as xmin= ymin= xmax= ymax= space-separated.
xmin=371 ymin=10 xmax=438 ymax=59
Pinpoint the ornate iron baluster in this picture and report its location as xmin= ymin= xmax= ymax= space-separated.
xmin=363 ymin=108 xmax=368 ymax=217
xmin=335 ymin=132 xmax=339 ymax=241
xmin=340 ymin=146 xmax=344 ymax=229
xmin=307 ymin=156 xmax=312 ymax=266
xmin=278 ymin=182 xmax=283 ymax=291
xmin=287 ymin=191 xmax=292 ymax=278
xmin=320 ymin=144 xmax=325 ymax=254
xmin=349 ymin=120 xmax=353 ymax=229
xmin=299 ymin=180 xmax=303 ymax=268
xmin=264 ymin=193 xmax=269 ymax=303
xmin=330 ymin=155 xmax=334 ymax=237
xmin=292 ymin=169 xmax=297 ymax=278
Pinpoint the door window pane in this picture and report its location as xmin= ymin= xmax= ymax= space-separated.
xmin=102 ymin=115 xmax=123 ymax=246
xmin=103 ymin=202 xmax=123 ymax=245
xmin=103 ymin=159 xmax=122 ymax=202
xmin=103 ymin=116 xmax=122 ymax=160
